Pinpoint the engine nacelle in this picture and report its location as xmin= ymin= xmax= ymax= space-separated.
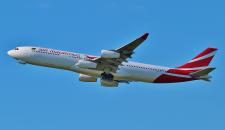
xmin=101 ymin=50 xmax=120 ymax=58
xmin=79 ymin=74 xmax=97 ymax=82
xmin=76 ymin=60 xmax=97 ymax=69
xmin=101 ymin=79 xmax=118 ymax=87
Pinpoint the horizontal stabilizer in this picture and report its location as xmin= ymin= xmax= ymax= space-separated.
xmin=190 ymin=67 xmax=216 ymax=77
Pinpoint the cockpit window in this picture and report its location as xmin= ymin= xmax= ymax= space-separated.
xmin=14 ymin=48 xmax=19 ymax=50
xmin=31 ymin=48 xmax=36 ymax=51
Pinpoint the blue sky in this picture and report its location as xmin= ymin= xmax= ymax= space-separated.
xmin=1 ymin=0 xmax=225 ymax=130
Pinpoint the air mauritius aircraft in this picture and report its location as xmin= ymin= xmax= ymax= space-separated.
xmin=8 ymin=33 xmax=217 ymax=87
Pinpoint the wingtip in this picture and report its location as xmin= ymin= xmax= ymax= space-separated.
xmin=140 ymin=33 xmax=149 ymax=40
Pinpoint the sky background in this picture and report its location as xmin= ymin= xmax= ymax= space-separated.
xmin=0 ymin=0 xmax=225 ymax=130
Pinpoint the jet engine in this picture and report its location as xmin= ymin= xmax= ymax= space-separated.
xmin=101 ymin=50 xmax=120 ymax=58
xmin=101 ymin=79 xmax=118 ymax=87
xmin=79 ymin=74 xmax=97 ymax=82
xmin=76 ymin=60 xmax=97 ymax=69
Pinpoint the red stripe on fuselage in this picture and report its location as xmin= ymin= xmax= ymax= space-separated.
xmin=167 ymin=69 xmax=198 ymax=75
xmin=154 ymin=74 xmax=194 ymax=83
xmin=86 ymin=55 xmax=97 ymax=60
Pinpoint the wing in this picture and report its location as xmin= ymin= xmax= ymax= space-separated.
xmin=116 ymin=33 xmax=149 ymax=56
xmin=93 ymin=33 xmax=149 ymax=72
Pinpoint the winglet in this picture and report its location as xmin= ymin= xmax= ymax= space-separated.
xmin=140 ymin=33 xmax=149 ymax=40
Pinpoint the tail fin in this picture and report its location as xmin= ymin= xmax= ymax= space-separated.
xmin=178 ymin=48 xmax=218 ymax=69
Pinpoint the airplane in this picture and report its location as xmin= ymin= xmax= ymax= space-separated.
xmin=7 ymin=33 xmax=217 ymax=87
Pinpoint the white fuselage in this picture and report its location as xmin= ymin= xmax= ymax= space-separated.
xmin=8 ymin=46 xmax=175 ymax=83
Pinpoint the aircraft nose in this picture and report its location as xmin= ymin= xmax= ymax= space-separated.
xmin=7 ymin=50 xmax=12 ymax=56
xmin=7 ymin=50 xmax=15 ymax=57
